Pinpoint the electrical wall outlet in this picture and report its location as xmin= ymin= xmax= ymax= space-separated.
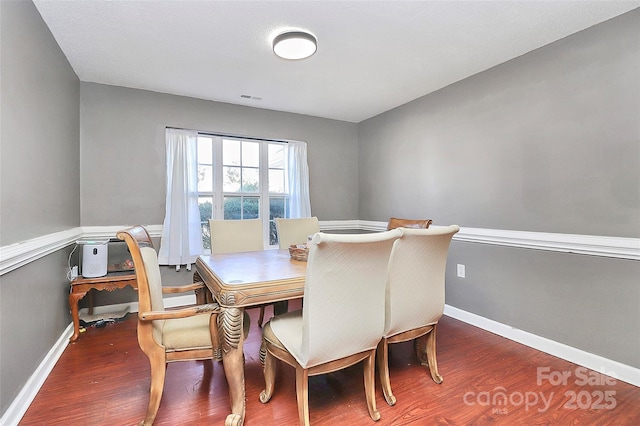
xmin=457 ymin=264 xmax=466 ymax=278
xmin=71 ymin=265 xmax=79 ymax=279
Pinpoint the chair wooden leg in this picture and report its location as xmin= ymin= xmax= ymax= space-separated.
xmin=415 ymin=327 xmax=443 ymax=384
xmin=425 ymin=325 xmax=443 ymax=384
xmin=295 ymin=366 xmax=310 ymax=426
xmin=364 ymin=349 xmax=381 ymax=421
xmin=273 ymin=300 xmax=289 ymax=316
xmin=259 ymin=343 xmax=277 ymax=403
xmin=194 ymin=286 xmax=207 ymax=305
xmin=210 ymin=313 xmax=222 ymax=361
xmin=377 ymin=339 xmax=396 ymax=406
xmin=141 ymin=351 xmax=166 ymax=426
xmin=259 ymin=337 xmax=267 ymax=368
xmin=415 ymin=334 xmax=427 ymax=365
xmin=259 ymin=301 xmax=288 ymax=328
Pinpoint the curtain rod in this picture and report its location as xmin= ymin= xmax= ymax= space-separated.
xmin=165 ymin=126 xmax=289 ymax=144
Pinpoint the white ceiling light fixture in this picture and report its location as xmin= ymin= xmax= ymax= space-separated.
xmin=273 ymin=31 xmax=317 ymax=60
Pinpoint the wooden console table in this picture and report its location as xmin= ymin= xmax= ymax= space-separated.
xmin=68 ymin=271 xmax=137 ymax=342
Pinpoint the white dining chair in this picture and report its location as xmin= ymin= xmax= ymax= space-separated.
xmin=209 ymin=218 xmax=276 ymax=327
xmin=275 ymin=217 xmax=320 ymax=249
xmin=260 ymin=229 xmax=402 ymax=425
xmin=377 ymin=225 xmax=459 ymax=406
xmin=209 ymin=218 xmax=264 ymax=254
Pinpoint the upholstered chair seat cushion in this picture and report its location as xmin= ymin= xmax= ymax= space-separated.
xmin=162 ymin=315 xmax=214 ymax=351
xmin=264 ymin=310 xmax=304 ymax=362
xmin=263 ymin=309 xmax=302 ymax=348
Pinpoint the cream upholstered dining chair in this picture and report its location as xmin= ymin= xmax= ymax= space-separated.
xmin=377 ymin=225 xmax=459 ymax=406
xmin=117 ymin=226 xmax=220 ymax=426
xmin=260 ymin=229 xmax=402 ymax=426
xmin=275 ymin=216 xmax=320 ymax=249
xmin=272 ymin=217 xmax=320 ymax=324
xmin=386 ymin=217 xmax=433 ymax=230
xmin=209 ymin=218 xmax=264 ymax=254
xmin=209 ymin=218 xmax=276 ymax=327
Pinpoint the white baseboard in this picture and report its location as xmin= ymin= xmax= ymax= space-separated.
xmin=0 ymin=294 xmax=195 ymax=426
xmin=1 ymin=323 xmax=73 ymax=426
xmin=444 ymin=304 xmax=640 ymax=387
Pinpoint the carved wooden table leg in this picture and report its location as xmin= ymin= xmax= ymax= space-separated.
xmin=68 ymin=291 xmax=87 ymax=342
xmin=219 ymin=306 xmax=246 ymax=426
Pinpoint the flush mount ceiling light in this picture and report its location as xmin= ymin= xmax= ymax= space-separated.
xmin=273 ymin=31 xmax=317 ymax=60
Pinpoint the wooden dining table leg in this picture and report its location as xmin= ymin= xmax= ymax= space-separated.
xmin=219 ymin=305 xmax=246 ymax=426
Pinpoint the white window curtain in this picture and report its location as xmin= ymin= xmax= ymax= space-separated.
xmin=287 ymin=140 xmax=312 ymax=218
xmin=158 ymin=128 xmax=203 ymax=268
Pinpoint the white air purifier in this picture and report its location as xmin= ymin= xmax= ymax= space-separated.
xmin=82 ymin=242 xmax=108 ymax=278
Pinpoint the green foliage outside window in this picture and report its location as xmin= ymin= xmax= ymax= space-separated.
xmin=199 ymin=197 xmax=288 ymax=248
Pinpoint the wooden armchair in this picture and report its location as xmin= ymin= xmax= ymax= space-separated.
xmin=117 ymin=226 xmax=220 ymax=426
xmin=377 ymin=225 xmax=459 ymax=406
xmin=387 ymin=217 xmax=433 ymax=230
xmin=260 ymin=229 xmax=402 ymax=425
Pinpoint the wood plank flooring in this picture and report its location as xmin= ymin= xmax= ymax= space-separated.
xmin=20 ymin=300 xmax=640 ymax=425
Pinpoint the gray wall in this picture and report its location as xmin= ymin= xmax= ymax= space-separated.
xmin=446 ymin=242 xmax=639 ymax=367
xmin=358 ymin=10 xmax=640 ymax=367
xmin=0 ymin=1 xmax=80 ymax=245
xmin=359 ymin=10 xmax=639 ymax=237
xmin=78 ymin=83 xmax=359 ymax=307
xmin=80 ymin=83 xmax=359 ymax=226
xmin=0 ymin=0 xmax=80 ymax=415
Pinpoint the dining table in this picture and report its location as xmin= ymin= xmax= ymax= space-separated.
xmin=194 ymin=249 xmax=307 ymax=426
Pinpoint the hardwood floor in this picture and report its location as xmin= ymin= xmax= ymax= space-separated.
xmin=20 ymin=300 xmax=640 ymax=425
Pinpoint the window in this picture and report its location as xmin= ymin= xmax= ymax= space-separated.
xmin=158 ymin=128 xmax=308 ymax=267
xmin=196 ymin=135 xmax=291 ymax=250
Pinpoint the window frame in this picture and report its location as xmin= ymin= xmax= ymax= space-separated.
xmin=197 ymin=134 xmax=290 ymax=251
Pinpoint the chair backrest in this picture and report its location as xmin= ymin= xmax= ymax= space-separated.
xmin=384 ymin=225 xmax=459 ymax=338
xmin=300 ymin=229 xmax=402 ymax=368
xmin=117 ymin=226 xmax=165 ymax=344
xmin=275 ymin=217 xmax=320 ymax=249
xmin=387 ymin=217 xmax=433 ymax=230
xmin=209 ymin=218 xmax=264 ymax=254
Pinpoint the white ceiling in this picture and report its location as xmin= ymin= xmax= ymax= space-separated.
xmin=33 ymin=1 xmax=639 ymax=123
